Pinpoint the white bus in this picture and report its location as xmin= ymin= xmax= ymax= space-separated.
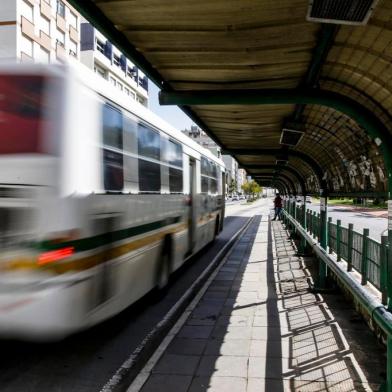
xmin=0 ymin=63 xmax=225 ymax=340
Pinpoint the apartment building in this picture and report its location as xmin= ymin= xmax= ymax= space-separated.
xmin=0 ymin=0 xmax=80 ymax=63
xmin=0 ymin=1 xmax=149 ymax=106
xmin=80 ymin=21 xmax=148 ymax=106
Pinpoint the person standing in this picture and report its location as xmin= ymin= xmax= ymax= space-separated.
xmin=272 ymin=193 xmax=282 ymax=221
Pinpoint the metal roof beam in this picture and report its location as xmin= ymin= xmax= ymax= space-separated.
xmin=249 ymin=164 xmax=306 ymax=195
xmin=253 ymin=172 xmax=296 ymax=195
xmin=292 ymin=24 xmax=338 ymax=121
xmin=227 ymin=148 xmax=324 ymax=189
xmin=159 ymin=88 xmax=391 ymax=152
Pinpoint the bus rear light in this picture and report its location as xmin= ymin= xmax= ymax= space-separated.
xmin=37 ymin=246 xmax=75 ymax=266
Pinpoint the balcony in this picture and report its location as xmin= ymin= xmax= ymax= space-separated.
xmin=69 ymin=25 xmax=79 ymax=42
xmin=40 ymin=0 xmax=52 ymax=20
xmin=21 ymin=16 xmax=35 ymax=41
xmin=56 ymin=15 xmax=66 ymax=32
xmin=20 ymin=52 xmax=33 ymax=63
xmin=39 ymin=30 xmax=51 ymax=51
xmin=56 ymin=42 xmax=66 ymax=60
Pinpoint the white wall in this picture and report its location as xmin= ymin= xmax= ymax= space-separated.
xmin=0 ymin=0 xmax=16 ymax=22
xmin=0 ymin=26 xmax=17 ymax=61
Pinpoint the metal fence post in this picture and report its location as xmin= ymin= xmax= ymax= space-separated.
xmin=381 ymin=235 xmax=388 ymax=305
xmin=347 ymin=223 xmax=354 ymax=272
xmin=300 ymin=196 xmax=307 ymax=253
xmin=317 ymin=213 xmax=320 ymax=241
xmin=328 ymin=217 xmax=332 ymax=254
xmin=336 ymin=219 xmax=341 ymax=261
xmin=361 ymin=228 xmax=369 ymax=285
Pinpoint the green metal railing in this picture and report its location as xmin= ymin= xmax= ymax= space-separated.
xmin=281 ymin=205 xmax=392 ymax=392
xmin=283 ymin=202 xmax=388 ymax=300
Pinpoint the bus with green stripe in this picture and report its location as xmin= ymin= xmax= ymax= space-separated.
xmin=0 ymin=63 xmax=225 ymax=340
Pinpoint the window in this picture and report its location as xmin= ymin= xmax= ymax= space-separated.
xmin=21 ymin=34 xmax=33 ymax=57
xmin=102 ymin=104 xmax=123 ymax=191
xmin=21 ymin=0 xmax=34 ymax=22
xmin=55 ymin=28 xmax=65 ymax=47
xmin=56 ymin=0 xmax=65 ymax=18
xmin=113 ymin=54 xmax=120 ymax=67
xmin=40 ymin=15 xmax=50 ymax=35
xmin=138 ymin=124 xmax=160 ymax=192
xmin=201 ymin=157 xmax=218 ymax=194
xmin=69 ymin=39 xmax=77 ymax=57
xmin=69 ymin=11 xmax=77 ymax=29
xmin=94 ymin=65 xmax=106 ymax=79
xmin=96 ymin=39 xmax=105 ymax=54
xmin=167 ymin=140 xmax=183 ymax=193
xmin=127 ymin=66 xmax=136 ymax=79
xmin=36 ymin=46 xmax=50 ymax=63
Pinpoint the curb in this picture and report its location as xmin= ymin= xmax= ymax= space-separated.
xmin=100 ymin=216 xmax=254 ymax=392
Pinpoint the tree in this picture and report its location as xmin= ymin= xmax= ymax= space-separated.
xmin=241 ymin=180 xmax=262 ymax=201
xmin=228 ymin=179 xmax=237 ymax=194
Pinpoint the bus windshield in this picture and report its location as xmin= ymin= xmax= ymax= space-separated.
xmin=0 ymin=74 xmax=53 ymax=154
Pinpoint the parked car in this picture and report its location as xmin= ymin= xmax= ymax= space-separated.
xmin=232 ymin=195 xmax=239 ymax=201
xmin=306 ymin=196 xmax=312 ymax=203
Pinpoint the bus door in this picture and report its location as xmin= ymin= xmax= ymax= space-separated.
xmin=188 ymin=159 xmax=197 ymax=253
xmin=220 ymin=170 xmax=226 ymax=231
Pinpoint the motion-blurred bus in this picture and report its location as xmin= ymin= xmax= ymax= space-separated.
xmin=0 ymin=64 xmax=225 ymax=340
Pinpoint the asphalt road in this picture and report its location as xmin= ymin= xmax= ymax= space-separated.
xmin=0 ymin=199 xmax=268 ymax=392
xmin=306 ymin=203 xmax=387 ymax=240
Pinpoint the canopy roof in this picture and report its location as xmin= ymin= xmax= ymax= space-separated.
xmin=71 ymin=0 xmax=392 ymax=196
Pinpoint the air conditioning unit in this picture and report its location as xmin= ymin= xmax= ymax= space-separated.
xmin=307 ymin=0 xmax=379 ymax=25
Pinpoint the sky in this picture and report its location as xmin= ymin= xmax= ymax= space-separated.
xmin=148 ymin=82 xmax=194 ymax=130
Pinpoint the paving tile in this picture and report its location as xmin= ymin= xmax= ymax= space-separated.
xmin=153 ymin=354 xmax=200 ymax=375
xmin=216 ymin=314 xmax=253 ymax=327
xmin=247 ymin=377 xmax=285 ymax=392
xmin=249 ymin=339 xmax=290 ymax=358
xmin=167 ymin=338 xmax=208 ymax=356
xmin=204 ymin=339 xmax=251 ymax=356
xmin=188 ymin=376 xmax=247 ymax=392
xmin=196 ymin=355 xmax=248 ymax=377
xmin=178 ymin=326 xmax=214 ymax=339
xmin=248 ymin=356 xmax=291 ymax=378
xmin=211 ymin=325 xmax=252 ymax=340
xmin=140 ymin=374 xmax=192 ymax=392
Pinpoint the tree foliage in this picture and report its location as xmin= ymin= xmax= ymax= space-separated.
xmin=241 ymin=180 xmax=262 ymax=200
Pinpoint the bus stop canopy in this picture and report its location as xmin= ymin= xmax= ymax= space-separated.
xmin=70 ymin=0 xmax=392 ymax=197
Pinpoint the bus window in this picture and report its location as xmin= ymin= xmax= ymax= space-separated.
xmin=167 ymin=140 xmax=183 ymax=193
xmin=0 ymin=74 xmax=55 ymax=154
xmin=138 ymin=124 xmax=160 ymax=192
xmin=102 ymin=104 xmax=123 ymax=191
xmin=200 ymin=157 xmax=210 ymax=193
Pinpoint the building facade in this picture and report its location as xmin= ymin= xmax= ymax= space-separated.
xmin=182 ymin=125 xmax=221 ymax=158
xmin=0 ymin=0 xmax=149 ymax=106
xmin=0 ymin=0 xmax=80 ymax=63
xmin=182 ymin=125 xmax=250 ymax=194
xmin=80 ymin=20 xmax=148 ymax=106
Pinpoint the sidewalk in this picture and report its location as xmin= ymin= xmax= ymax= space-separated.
xmin=133 ymin=213 xmax=385 ymax=392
